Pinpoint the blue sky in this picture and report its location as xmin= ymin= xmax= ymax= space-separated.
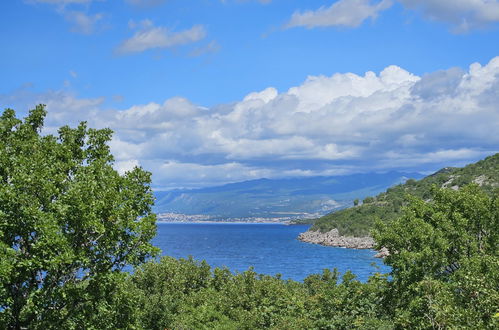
xmin=1 ymin=0 xmax=499 ymax=189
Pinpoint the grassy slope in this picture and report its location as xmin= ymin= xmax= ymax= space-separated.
xmin=310 ymin=153 xmax=499 ymax=236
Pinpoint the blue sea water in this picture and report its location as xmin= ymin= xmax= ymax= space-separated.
xmin=152 ymin=223 xmax=390 ymax=282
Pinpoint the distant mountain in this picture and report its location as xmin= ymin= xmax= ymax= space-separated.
xmin=153 ymin=172 xmax=423 ymax=220
xmin=309 ymin=153 xmax=499 ymax=236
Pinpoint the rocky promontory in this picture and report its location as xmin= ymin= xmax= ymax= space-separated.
xmin=298 ymin=228 xmax=390 ymax=258
xmin=298 ymin=228 xmax=375 ymax=249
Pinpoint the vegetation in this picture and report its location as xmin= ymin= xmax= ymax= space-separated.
xmin=125 ymin=257 xmax=392 ymax=329
xmin=0 ymin=107 xmax=158 ymax=328
xmin=125 ymin=185 xmax=497 ymax=329
xmin=373 ymin=184 xmax=498 ymax=328
xmin=1 ymin=107 xmax=497 ymax=328
xmin=311 ymin=153 xmax=499 ymax=236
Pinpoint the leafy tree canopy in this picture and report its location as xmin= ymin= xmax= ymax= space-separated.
xmin=0 ymin=106 xmax=158 ymax=328
xmin=374 ymin=184 xmax=499 ymax=328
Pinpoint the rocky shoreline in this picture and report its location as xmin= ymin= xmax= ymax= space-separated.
xmin=298 ymin=228 xmax=389 ymax=258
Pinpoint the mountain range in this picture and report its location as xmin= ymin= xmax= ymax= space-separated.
xmin=153 ymin=172 xmax=423 ymax=220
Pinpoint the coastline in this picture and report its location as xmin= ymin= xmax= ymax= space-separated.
xmin=156 ymin=212 xmax=312 ymax=224
xmin=156 ymin=220 xmax=294 ymax=225
xmin=298 ymin=228 xmax=389 ymax=258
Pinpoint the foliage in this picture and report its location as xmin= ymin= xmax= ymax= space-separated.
xmin=128 ymin=256 xmax=392 ymax=329
xmin=363 ymin=196 xmax=375 ymax=204
xmin=2 ymin=107 xmax=497 ymax=329
xmin=0 ymin=106 xmax=158 ymax=329
xmin=311 ymin=153 xmax=499 ymax=236
xmin=374 ymin=185 xmax=499 ymax=329
xmin=127 ymin=185 xmax=498 ymax=329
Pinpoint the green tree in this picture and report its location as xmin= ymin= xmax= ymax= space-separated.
xmin=353 ymin=198 xmax=359 ymax=206
xmin=363 ymin=196 xmax=375 ymax=204
xmin=374 ymin=184 xmax=499 ymax=329
xmin=0 ymin=106 xmax=158 ymax=328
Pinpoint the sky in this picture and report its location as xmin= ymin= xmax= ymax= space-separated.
xmin=1 ymin=0 xmax=499 ymax=189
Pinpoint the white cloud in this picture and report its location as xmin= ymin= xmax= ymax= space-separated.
xmin=398 ymin=0 xmax=499 ymax=32
xmin=117 ymin=22 xmax=206 ymax=54
xmin=4 ymin=57 xmax=499 ymax=189
xmin=128 ymin=19 xmax=153 ymax=30
xmin=64 ymin=10 xmax=103 ymax=34
xmin=26 ymin=0 xmax=103 ymax=34
xmin=125 ymin=0 xmax=166 ymax=7
xmin=147 ymin=160 xmax=350 ymax=189
xmin=285 ymin=0 xmax=499 ymax=32
xmin=115 ymin=159 xmax=141 ymax=175
xmin=243 ymin=87 xmax=278 ymax=103
xmin=287 ymin=0 xmax=393 ymax=29
xmin=155 ymin=161 xmax=271 ymax=188
xmin=189 ymin=40 xmax=221 ymax=57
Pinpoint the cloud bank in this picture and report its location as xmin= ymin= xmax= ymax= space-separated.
xmin=3 ymin=57 xmax=499 ymax=189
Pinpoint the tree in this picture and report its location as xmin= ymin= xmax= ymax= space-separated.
xmin=363 ymin=196 xmax=374 ymax=204
xmin=373 ymin=184 xmax=499 ymax=328
xmin=0 ymin=106 xmax=158 ymax=328
xmin=353 ymin=199 xmax=359 ymax=206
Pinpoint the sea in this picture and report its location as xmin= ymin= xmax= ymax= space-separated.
xmin=152 ymin=222 xmax=390 ymax=282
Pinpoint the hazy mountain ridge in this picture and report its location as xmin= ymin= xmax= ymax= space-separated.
xmin=309 ymin=153 xmax=499 ymax=236
xmin=153 ymin=172 xmax=423 ymax=219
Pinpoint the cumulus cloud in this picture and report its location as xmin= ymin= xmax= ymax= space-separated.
xmin=3 ymin=57 xmax=499 ymax=189
xmin=117 ymin=21 xmax=206 ymax=54
xmin=398 ymin=0 xmax=499 ymax=32
xmin=286 ymin=0 xmax=393 ymax=29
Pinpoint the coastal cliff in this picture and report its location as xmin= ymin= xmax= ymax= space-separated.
xmin=298 ymin=228 xmax=389 ymax=257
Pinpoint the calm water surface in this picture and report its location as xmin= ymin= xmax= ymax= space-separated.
xmin=153 ymin=223 xmax=390 ymax=282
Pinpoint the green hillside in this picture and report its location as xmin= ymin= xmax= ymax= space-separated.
xmin=310 ymin=153 xmax=499 ymax=236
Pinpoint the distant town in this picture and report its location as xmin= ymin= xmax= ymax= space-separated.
xmin=156 ymin=212 xmax=321 ymax=223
